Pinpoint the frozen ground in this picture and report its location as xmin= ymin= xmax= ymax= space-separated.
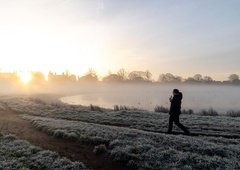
xmin=0 ymin=135 xmax=85 ymax=170
xmin=1 ymin=95 xmax=240 ymax=170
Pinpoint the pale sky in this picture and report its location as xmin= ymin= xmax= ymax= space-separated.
xmin=0 ymin=0 xmax=239 ymax=80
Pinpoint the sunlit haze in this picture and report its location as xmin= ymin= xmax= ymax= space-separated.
xmin=17 ymin=71 xmax=32 ymax=83
xmin=1 ymin=0 xmax=240 ymax=80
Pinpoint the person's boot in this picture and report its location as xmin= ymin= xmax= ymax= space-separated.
xmin=184 ymin=130 xmax=190 ymax=135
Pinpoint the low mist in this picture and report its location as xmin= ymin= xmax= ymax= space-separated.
xmin=58 ymin=83 xmax=240 ymax=114
xmin=1 ymin=81 xmax=240 ymax=114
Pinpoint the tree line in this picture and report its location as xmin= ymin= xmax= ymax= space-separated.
xmin=0 ymin=69 xmax=240 ymax=85
xmin=44 ymin=69 xmax=240 ymax=85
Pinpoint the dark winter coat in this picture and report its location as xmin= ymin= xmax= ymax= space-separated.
xmin=169 ymin=92 xmax=182 ymax=115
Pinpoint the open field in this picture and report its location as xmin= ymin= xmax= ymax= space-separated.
xmin=0 ymin=134 xmax=85 ymax=170
xmin=0 ymin=95 xmax=240 ymax=169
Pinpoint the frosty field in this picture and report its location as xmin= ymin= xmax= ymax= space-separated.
xmin=0 ymin=95 xmax=240 ymax=170
xmin=0 ymin=134 xmax=85 ymax=170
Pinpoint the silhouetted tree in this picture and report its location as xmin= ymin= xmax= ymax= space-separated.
xmin=203 ymin=76 xmax=213 ymax=83
xmin=128 ymin=70 xmax=152 ymax=82
xmin=117 ymin=68 xmax=128 ymax=81
xmin=193 ymin=74 xmax=203 ymax=82
xmin=145 ymin=70 xmax=152 ymax=81
xmin=228 ymin=74 xmax=239 ymax=84
xmin=174 ymin=76 xmax=182 ymax=82
xmin=165 ymin=73 xmax=175 ymax=82
xmin=128 ymin=71 xmax=145 ymax=82
xmin=86 ymin=68 xmax=97 ymax=77
xmin=102 ymin=74 xmax=123 ymax=82
xmin=184 ymin=77 xmax=197 ymax=83
xmin=158 ymin=73 xmax=182 ymax=83
xmin=158 ymin=74 xmax=167 ymax=82
xmin=63 ymin=70 xmax=77 ymax=81
xmin=78 ymin=68 xmax=98 ymax=82
xmin=31 ymin=72 xmax=46 ymax=84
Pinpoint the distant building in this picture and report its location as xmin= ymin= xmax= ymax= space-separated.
xmin=48 ymin=72 xmax=77 ymax=83
xmin=0 ymin=72 xmax=19 ymax=84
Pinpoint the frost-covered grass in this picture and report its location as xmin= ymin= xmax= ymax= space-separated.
xmin=1 ymin=95 xmax=240 ymax=169
xmin=1 ymin=95 xmax=240 ymax=137
xmin=22 ymin=115 xmax=240 ymax=170
xmin=154 ymin=105 xmax=169 ymax=113
xmin=113 ymin=105 xmax=145 ymax=111
xmin=226 ymin=110 xmax=240 ymax=117
xmin=198 ymin=108 xmax=219 ymax=116
xmin=0 ymin=102 xmax=5 ymax=111
xmin=0 ymin=134 xmax=86 ymax=170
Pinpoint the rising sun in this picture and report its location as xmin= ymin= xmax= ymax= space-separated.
xmin=17 ymin=71 xmax=32 ymax=83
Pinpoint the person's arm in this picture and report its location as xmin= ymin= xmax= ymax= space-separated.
xmin=169 ymin=96 xmax=178 ymax=113
xmin=169 ymin=96 xmax=173 ymax=102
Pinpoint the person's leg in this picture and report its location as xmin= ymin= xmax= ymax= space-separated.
xmin=173 ymin=115 xmax=190 ymax=134
xmin=167 ymin=115 xmax=174 ymax=133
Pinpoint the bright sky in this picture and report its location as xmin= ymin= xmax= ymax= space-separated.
xmin=0 ymin=0 xmax=239 ymax=80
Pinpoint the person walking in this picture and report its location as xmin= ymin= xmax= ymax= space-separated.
xmin=167 ymin=89 xmax=190 ymax=134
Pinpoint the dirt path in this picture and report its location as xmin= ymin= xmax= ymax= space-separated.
xmin=0 ymin=103 xmax=132 ymax=170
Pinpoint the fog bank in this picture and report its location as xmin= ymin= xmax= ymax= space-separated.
xmin=60 ymin=84 xmax=240 ymax=114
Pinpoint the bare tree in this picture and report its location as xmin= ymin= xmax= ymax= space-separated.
xmin=158 ymin=73 xmax=182 ymax=83
xmin=228 ymin=74 xmax=239 ymax=83
xmin=145 ymin=70 xmax=152 ymax=81
xmin=193 ymin=74 xmax=203 ymax=82
xmin=102 ymin=74 xmax=123 ymax=82
xmin=78 ymin=68 xmax=98 ymax=82
xmin=165 ymin=73 xmax=175 ymax=82
xmin=117 ymin=68 xmax=128 ymax=81
xmin=203 ymin=76 xmax=213 ymax=83
xmin=184 ymin=77 xmax=196 ymax=83
xmin=31 ymin=72 xmax=46 ymax=84
xmin=85 ymin=68 xmax=97 ymax=77
xmin=158 ymin=74 xmax=167 ymax=82
xmin=174 ymin=76 xmax=182 ymax=83
xmin=128 ymin=71 xmax=145 ymax=81
xmin=158 ymin=73 xmax=181 ymax=83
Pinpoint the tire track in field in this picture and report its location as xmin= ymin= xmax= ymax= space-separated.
xmin=0 ymin=102 xmax=132 ymax=170
xmin=32 ymin=114 xmax=240 ymax=140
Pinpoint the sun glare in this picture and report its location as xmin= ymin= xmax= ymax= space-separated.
xmin=17 ymin=71 xmax=32 ymax=83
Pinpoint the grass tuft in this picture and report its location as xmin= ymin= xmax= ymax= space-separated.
xmin=28 ymin=97 xmax=46 ymax=105
xmin=181 ymin=109 xmax=194 ymax=115
xmin=198 ymin=108 xmax=219 ymax=116
xmin=154 ymin=105 xmax=169 ymax=113
xmin=90 ymin=104 xmax=103 ymax=112
xmin=114 ymin=105 xmax=143 ymax=111
xmin=226 ymin=110 xmax=240 ymax=117
xmin=93 ymin=144 xmax=109 ymax=156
